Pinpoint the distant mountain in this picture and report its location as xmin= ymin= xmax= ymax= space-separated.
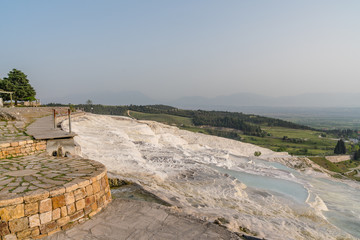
xmin=43 ymin=91 xmax=360 ymax=108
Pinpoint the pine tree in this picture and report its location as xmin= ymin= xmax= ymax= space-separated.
xmin=0 ymin=69 xmax=36 ymax=104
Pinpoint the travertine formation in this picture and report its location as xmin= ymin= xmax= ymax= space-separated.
xmin=0 ymin=154 xmax=111 ymax=239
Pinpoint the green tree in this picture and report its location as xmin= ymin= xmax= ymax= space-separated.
xmin=334 ymin=139 xmax=346 ymax=154
xmin=86 ymin=99 xmax=93 ymax=105
xmin=353 ymin=149 xmax=360 ymax=160
xmin=0 ymin=69 xmax=36 ymax=104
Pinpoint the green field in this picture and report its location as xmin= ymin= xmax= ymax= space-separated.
xmin=129 ymin=111 xmax=193 ymax=126
xmin=129 ymin=111 xmax=342 ymax=156
xmin=308 ymin=157 xmax=360 ymax=181
xmin=253 ymin=126 xmax=338 ymax=156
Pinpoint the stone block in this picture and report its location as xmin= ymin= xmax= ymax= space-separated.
xmin=85 ymin=196 xmax=95 ymax=207
xmin=16 ymin=228 xmax=32 ymax=239
xmin=61 ymin=221 xmax=78 ymax=231
xmin=52 ymin=208 xmax=61 ymax=220
xmin=74 ymin=188 xmax=86 ymax=201
xmin=31 ymin=227 xmax=40 ymax=237
xmin=39 ymin=221 xmax=57 ymax=234
xmin=39 ymin=211 xmax=52 ymax=224
xmin=52 ymin=195 xmax=66 ymax=209
xmin=9 ymin=217 xmax=28 ymax=233
xmin=84 ymin=205 xmax=92 ymax=215
xmin=3 ymin=234 xmax=17 ymax=240
xmin=10 ymin=142 xmax=19 ymax=147
xmin=95 ymin=191 xmax=104 ymax=201
xmin=97 ymin=195 xmax=105 ymax=208
xmin=39 ymin=198 xmax=52 ymax=213
xmin=24 ymin=190 xmax=49 ymax=203
xmin=47 ymin=227 xmax=61 ymax=236
xmin=19 ymin=140 xmax=27 ymax=145
xmin=67 ymin=203 xmax=76 ymax=215
xmin=49 ymin=187 xmax=65 ymax=197
xmin=56 ymin=216 xmax=70 ymax=227
xmin=91 ymin=202 xmax=98 ymax=212
xmin=89 ymin=208 xmax=101 ymax=218
xmin=0 ymin=204 xmax=24 ymax=221
xmin=33 ymin=233 xmax=47 ymax=239
xmin=85 ymin=185 xmax=93 ymax=196
xmin=64 ymin=192 xmax=75 ymax=205
xmin=29 ymin=214 xmax=40 ymax=228
xmin=77 ymin=180 xmax=90 ymax=188
xmin=69 ymin=210 xmax=84 ymax=222
xmin=60 ymin=206 xmax=67 ymax=217
xmin=25 ymin=202 xmax=38 ymax=216
xmin=100 ymin=177 xmax=106 ymax=190
xmin=92 ymin=181 xmax=101 ymax=193
xmin=0 ymin=143 xmax=10 ymax=148
xmin=75 ymin=199 xmax=85 ymax=211
xmin=0 ymin=221 xmax=10 ymax=236
xmin=0 ymin=196 xmax=23 ymax=207
xmin=105 ymin=185 xmax=110 ymax=193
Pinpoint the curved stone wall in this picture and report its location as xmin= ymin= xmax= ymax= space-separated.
xmin=0 ymin=140 xmax=46 ymax=160
xmin=0 ymin=155 xmax=111 ymax=239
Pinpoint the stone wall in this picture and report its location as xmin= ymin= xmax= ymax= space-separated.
xmin=0 ymin=169 xmax=111 ymax=239
xmin=0 ymin=140 xmax=46 ymax=159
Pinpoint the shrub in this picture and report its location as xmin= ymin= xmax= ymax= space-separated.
xmin=254 ymin=151 xmax=262 ymax=157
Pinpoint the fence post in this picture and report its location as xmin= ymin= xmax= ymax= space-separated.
xmin=68 ymin=109 xmax=72 ymax=133
xmin=53 ymin=109 xmax=56 ymax=129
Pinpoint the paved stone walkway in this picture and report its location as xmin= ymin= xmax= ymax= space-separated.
xmin=0 ymin=153 xmax=104 ymax=198
xmin=46 ymin=199 xmax=241 ymax=240
xmin=0 ymin=121 xmax=30 ymax=144
xmin=26 ymin=115 xmax=76 ymax=140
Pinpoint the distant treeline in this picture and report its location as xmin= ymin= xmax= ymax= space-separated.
xmin=127 ymin=105 xmax=315 ymax=136
xmin=46 ymin=103 xmax=128 ymax=116
xmin=325 ymin=129 xmax=359 ymax=139
xmin=45 ymin=103 xmax=317 ymax=137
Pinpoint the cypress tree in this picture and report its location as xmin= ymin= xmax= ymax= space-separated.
xmin=334 ymin=139 xmax=346 ymax=154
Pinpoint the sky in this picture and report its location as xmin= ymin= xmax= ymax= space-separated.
xmin=1 ymin=0 xmax=360 ymax=103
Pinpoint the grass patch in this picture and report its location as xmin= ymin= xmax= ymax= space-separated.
xmin=308 ymin=156 xmax=360 ymax=181
xmin=333 ymin=160 xmax=360 ymax=172
xmin=130 ymin=111 xmax=193 ymax=126
xmin=308 ymin=157 xmax=343 ymax=173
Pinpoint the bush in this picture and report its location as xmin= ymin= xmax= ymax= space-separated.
xmin=254 ymin=151 xmax=262 ymax=157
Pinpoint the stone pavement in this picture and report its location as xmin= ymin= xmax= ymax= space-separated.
xmin=0 ymin=153 xmax=104 ymax=198
xmin=0 ymin=121 xmax=30 ymax=144
xmin=0 ymin=153 xmax=111 ymax=239
xmin=46 ymin=199 xmax=241 ymax=240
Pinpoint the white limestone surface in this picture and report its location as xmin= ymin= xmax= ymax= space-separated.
xmin=62 ymin=114 xmax=357 ymax=240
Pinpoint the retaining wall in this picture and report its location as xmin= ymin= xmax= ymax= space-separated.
xmin=0 ymin=168 xmax=111 ymax=239
xmin=0 ymin=140 xmax=46 ymax=159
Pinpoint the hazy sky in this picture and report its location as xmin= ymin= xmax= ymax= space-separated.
xmin=1 ymin=1 xmax=360 ymax=102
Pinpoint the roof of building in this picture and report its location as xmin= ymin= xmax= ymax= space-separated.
xmin=0 ymin=89 xmax=13 ymax=94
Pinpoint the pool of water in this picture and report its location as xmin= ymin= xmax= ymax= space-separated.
xmin=212 ymin=165 xmax=309 ymax=203
xmin=213 ymin=155 xmax=360 ymax=239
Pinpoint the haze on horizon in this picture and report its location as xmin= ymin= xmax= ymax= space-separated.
xmin=1 ymin=1 xmax=360 ymax=106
